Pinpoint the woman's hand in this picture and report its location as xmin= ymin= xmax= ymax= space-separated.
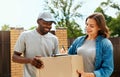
xmin=76 ymin=70 xmax=95 ymax=77
xmin=30 ymin=56 xmax=44 ymax=69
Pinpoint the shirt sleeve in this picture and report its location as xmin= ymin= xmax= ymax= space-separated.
xmin=14 ymin=32 xmax=26 ymax=53
xmin=94 ymin=39 xmax=114 ymax=77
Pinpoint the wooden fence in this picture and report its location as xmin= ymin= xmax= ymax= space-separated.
xmin=109 ymin=38 xmax=120 ymax=77
xmin=0 ymin=31 xmax=120 ymax=77
xmin=0 ymin=31 xmax=11 ymax=77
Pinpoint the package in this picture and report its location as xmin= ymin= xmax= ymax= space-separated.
xmin=37 ymin=55 xmax=84 ymax=77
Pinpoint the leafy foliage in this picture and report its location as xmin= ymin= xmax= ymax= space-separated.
xmin=44 ymin=0 xmax=84 ymax=38
xmin=94 ymin=0 xmax=120 ymax=37
xmin=108 ymin=13 xmax=120 ymax=37
xmin=1 ymin=24 xmax=10 ymax=31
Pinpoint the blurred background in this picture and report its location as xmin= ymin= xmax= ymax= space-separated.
xmin=0 ymin=0 xmax=120 ymax=38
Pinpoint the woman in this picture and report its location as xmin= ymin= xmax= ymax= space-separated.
xmin=68 ymin=13 xmax=114 ymax=77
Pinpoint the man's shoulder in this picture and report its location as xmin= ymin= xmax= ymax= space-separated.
xmin=23 ymin=29 xmax=34 ymax=33
xmin=18 ymin=30 xmax=35 ymax=38
xmin=21 ymin=30 xmax=35 ymax=35
xmin=46 ymin=32 xmax=58 ymax=40
xmin=48 ymin=32 xmax=57 ymax=37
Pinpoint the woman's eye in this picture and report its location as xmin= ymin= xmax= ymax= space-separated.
xmin=90 ymin=25 xmax=94 ymax=28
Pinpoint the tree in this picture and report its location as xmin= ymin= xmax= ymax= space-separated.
xmin=94 ymin=0 xmax=120 ymax=37
xmin=100 ymin=0 xmax=120 ymax=11
xmin=108 ymin=13 xmax=120 ymax=37
xmin=67 ymin=20 xmax=83 ymax=38
xmin=94 ymin=7 xmax=113 ymax=26
xmin=1 ymin=24 xmax=10 ymax=31
xmin=44 ymin=0 xmax=84 ymax=38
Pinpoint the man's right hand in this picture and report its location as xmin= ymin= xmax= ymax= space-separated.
xmin=30 ymin=56 xmax=44 ymax=69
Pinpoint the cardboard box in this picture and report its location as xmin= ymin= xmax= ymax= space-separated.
xmin=37 ymin=55 xmax=84 ymax=77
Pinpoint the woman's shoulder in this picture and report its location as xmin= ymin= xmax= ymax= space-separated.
xmin=72 ymin=35 xmax=86 ymax=44
xmin=97 ymin=35 xmax=110 ymax=41
xmin=97 ymin=36 xmax=113 ymax=47
xmin=76 ymin=35 xmax=86 ymax=40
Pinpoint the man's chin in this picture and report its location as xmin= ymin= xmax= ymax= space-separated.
xmin=43 ymin=31 xmax=49 ymax=35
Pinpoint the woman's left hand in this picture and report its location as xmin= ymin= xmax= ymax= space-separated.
xmin=76 ymin=70 xmax=95 ymax=77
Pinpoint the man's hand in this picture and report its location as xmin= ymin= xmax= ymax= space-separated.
xmin=30 ymin=56 xmax=44 ymax=69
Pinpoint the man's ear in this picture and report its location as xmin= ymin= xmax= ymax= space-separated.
xmin=37 ymin=19 xmax=42 ymax=24
xmin=37 ymin=19 xmax=39 ymax=24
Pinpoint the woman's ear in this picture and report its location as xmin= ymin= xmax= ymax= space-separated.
xmin=98 ymin=27 xmax=101 ymax=31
